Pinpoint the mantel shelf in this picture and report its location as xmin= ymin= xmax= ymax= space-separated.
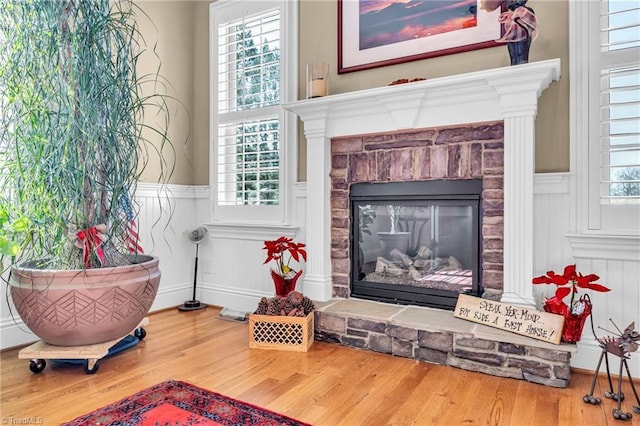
xmin=284 ymin=59 xmax=561 ymax=137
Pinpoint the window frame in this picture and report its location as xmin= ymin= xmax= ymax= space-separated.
xmin=570 ymin=0 xmax=640 ymax=236
xmin=209 ymin=0 xmax=298 ymax=225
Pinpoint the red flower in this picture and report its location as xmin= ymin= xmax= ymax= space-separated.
xmin=542 ymin=295 xmax=569 ymax=316
xmin=263 ymin=236 xmax=307 ymax=277
xmin=532 ymin=264 xmax=610 ymax=314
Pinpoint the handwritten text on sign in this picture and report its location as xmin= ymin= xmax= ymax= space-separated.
xmin=454 ymin=294 xmax=564 ymax=345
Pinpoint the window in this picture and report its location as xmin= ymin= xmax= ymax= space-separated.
xmin=210 ymin=0 xmax=297 ymax=223
xmin=572 ymin=0 xmax=640 ymax=234
xmin=600 ymin=1 xmax=640 ymax=205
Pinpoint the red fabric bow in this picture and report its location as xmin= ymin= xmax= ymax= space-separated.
xmin=76 ymin=224 xmax=106 ymax=267
xmin=497 ymin=6 xmax=538 ymax=43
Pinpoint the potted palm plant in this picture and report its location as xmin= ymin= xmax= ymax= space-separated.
xmin=0 ymin=0 xmax=174 ymax=346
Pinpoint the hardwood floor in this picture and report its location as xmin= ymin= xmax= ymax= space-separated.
xmin=1 ymin=307 xmax=638 ymax=425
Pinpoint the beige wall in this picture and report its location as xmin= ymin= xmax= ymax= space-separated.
xmin=192 ymin=2 xmax=212 ymax=185
xmin=298 ymin=0 xmax=569 ymax=179
xmin=137 ymin=1 xmax=198 ymax=185
xmin=140 ymin=0 xmax=569 ymax=185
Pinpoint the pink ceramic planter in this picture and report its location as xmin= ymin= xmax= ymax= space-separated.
xmin=9 ymin=255 xmax=161 ymax=346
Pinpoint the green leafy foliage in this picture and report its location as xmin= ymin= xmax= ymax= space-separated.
xmin=0 ymin=0 xmax=174 ymax=269
xmin=0 ymin=206 xmax=29 ymax=261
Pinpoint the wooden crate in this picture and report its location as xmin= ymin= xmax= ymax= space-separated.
xmin=249 ymin=312 xmax=314 ymax=352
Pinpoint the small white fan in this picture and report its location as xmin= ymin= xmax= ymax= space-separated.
xmin=178 ymin=226 xmax=208 ymax=312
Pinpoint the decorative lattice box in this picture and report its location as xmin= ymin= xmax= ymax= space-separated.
xmin=249 ymin=313 xmax=314 ymax=352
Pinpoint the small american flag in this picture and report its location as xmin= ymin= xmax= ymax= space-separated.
xmin=121 ymin=194 xmax=144 ymax=254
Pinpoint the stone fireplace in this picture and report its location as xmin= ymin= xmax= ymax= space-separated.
xmin=284 ymin=60 xmax=572 ymax=387
xmin=331 ymin=123 xmax=505 ymax=309
xmin=285 ymin=59 xmax=561 ymax=308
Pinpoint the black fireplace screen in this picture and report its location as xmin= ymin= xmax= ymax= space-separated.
xmin=350 ymin=180 xmax=482 ymax=309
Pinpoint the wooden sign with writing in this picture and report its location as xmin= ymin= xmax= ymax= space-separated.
xmin=454 ymin=294 xmax=565 ymax=345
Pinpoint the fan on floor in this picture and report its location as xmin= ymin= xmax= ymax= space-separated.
xmin=178 ymin=226 xmax=208 ymax=311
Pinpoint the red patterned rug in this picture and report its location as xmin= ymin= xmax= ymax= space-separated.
xmin=62 ymin=380 xmax=310 ymax=426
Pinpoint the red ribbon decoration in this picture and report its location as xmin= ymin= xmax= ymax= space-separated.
xmin=76 ymin=226 xmax=106 ymax=267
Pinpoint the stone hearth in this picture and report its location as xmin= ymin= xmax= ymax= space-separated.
xmin=314 ymin=299 xmax=576 ymax=388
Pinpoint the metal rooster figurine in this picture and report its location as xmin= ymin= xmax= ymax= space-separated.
xmin=583 ymin=320 xmax=640 ymax=420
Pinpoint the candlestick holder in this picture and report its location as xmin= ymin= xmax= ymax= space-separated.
xmin=306 ymin=62 xmax=328 ymax=99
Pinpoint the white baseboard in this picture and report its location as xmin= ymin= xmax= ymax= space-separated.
xmin=200 ymin=283 xmax=268 ymax=313
xmin=0 ymin=316 xmax=37 ymax=349
xmin=151 ymin=283 xmax=194 ymax=312
xmin=572 ymin=339 xmax=640 ymax=379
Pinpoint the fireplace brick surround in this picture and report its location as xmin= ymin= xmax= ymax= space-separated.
xmin=329 ymin=122 xmax=505 ymax=301
xmin=284 ymin=60 xmax=567 ymax=387
xmin=317 ymin=122 xmax=575 ymax=388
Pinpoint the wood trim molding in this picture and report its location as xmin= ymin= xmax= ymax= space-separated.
xmin=566 ymin=233 xmax=640 ymax=262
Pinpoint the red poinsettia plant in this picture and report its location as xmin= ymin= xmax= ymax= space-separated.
xmin=263 ymin=236 xmax=307 ymax=297
xmin=532 ymin=264 xmax=610 ymax=317
xmin=263 ymin=236 xmax=307 ymax=277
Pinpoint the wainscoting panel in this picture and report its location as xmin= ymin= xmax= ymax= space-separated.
xmin=2 ymin=178 xmax=637 ymax=379
xmin=571 ymin=258 xmax=640 ymax=378
xmin=532 ymin=173 xmax=574 ymax=307
xmin=197 ymin=183 xmax=308 ymax=314
xmin=533 ymin=174 xmax=639 ymax=378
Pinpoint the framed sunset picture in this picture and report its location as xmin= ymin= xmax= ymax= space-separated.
xmin=338 ymin=0 xmax=503 ymax=73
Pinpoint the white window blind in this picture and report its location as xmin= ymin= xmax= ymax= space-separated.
xmin=216 ymin=8 xmax=281 ymax=206
xmin=217 ymin=118 xmax=280 ymax=205
xmin=600 ymin=1 xmax=640 ymax=204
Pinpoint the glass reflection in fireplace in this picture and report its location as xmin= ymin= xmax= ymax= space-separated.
xmin=350 ymin=180 xmax=481 ymax=309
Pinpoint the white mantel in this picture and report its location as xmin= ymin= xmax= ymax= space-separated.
xmin=284 ymin=59 xmax=561 ymax=306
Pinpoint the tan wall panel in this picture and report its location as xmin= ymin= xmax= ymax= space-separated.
xmin=137 ymin=1 xmax=195 ymax=185
xmin=192 ymin=2 xmax=211 ymax=185
xmin=297 ymin=0 xmax=569 ymax=180
xmin=181 ymin=0 xmax=569 ymax=184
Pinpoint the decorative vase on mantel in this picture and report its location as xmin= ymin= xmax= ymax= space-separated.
xmin=493 ymin=0 xmax=539 ymax=66
xmin=271 ymin=269 xmax=303 ymax=298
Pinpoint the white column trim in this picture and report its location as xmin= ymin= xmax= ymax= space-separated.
xmin=301 ymin=117 xmax=333 ymax=301
xmin=500 ymin=114 xmax=536 ymax=306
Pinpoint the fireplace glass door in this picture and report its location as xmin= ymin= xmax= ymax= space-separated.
xmin=350 ymin=180 xmax=482 ymax=309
